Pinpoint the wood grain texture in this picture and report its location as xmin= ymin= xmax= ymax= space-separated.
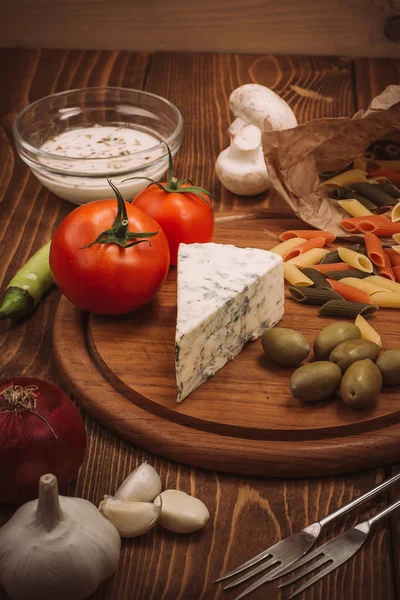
xmin=0 ymin=49 xmax=397 ymax=599
xmin=146 ymin=53 xmax=355 ymax=213
xmin=53 ymin=213 xmax=400 ymax=476
xmin=2 ymin=0 xmax=400 ymax=58
xmin=354 ymin=56 xmax=400 ymax=600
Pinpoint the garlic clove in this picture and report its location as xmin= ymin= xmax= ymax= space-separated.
xmin=114 ymin=462 xmax=162 ymax=502
xmin=154 ymin=490 xmax=210 ymax=534
xmin=99 ymin=496 xmax=161 ymax=538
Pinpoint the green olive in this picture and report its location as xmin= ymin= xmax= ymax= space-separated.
xmin=329 ymin=339 xmax=381 ymax=371
xmin=290 ymin=361 xmax=342 ymax=403
xmin=313 ymin=322 xmax=361 ymax=361
xmin=340 ymin=359 xmax=382 ymax=409
xmin=261 ymin=327 xmax=310 ymax=367
xmin=376 ymin=346 xmax=400 ymax=386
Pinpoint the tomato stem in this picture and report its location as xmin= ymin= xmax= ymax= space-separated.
xmin=82 ymin=178 xmax=159 ymax=249
xmin=121 ymin=142 xmax=215 ymax=206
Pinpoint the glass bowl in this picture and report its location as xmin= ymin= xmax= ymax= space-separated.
xmin=13 ymin=87 xmax=183 ymax=204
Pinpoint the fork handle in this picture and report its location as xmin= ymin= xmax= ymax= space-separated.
xmin=368 ymin=498 xmax=400 ymax=527
xmin=319 ymin=472 xmax=400 ymax=528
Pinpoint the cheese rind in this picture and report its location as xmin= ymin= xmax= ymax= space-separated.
xmin=175 ymin=242 xmax=284 ymax=403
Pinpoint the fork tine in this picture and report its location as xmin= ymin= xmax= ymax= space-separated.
xmin=286 ymin=560 xmax=341 ymax=599
xmin=278 ymin=556 xmax=330 ymax=587
xmin=214 ymin=548 xmax=274 ymax=583
xmin=272 ymin=545 xmax=325 ymax=579
xmin=222 ymin=557 xmax=279 ymax=590
xmin=231 ymin=570 xmax=280 ymax=600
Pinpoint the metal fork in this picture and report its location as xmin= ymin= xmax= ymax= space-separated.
xmin=278 ymin=497 xmax=400 ymax=599
xmin=215 ymin=472 xmax=400 ymax=599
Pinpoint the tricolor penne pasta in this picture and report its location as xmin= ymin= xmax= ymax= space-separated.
xmin=337 ymin=247 xmax=373 ymax=273
xmin=377 ymin=252 xmax=396 ymax=281
xmin=287 ymin=248 xmax=329 ymax=268
xmin=312 ymin=262 xmax=354 ymax=273
xmin=392 ymin=233 xmax=400 ymax=244
xmin=269 ymin=237 xmax=307 ymax=257
xmin=391 ymin=201 xmax=400 ymax=222
xmin=393 ymin=266 xmax=400 ymax=282
xmin=338 ymin=199 xmax=373 ymax=217
xmin=320 ymin=169 xmax=368 ymax=187
xmin=283 ymin=263 xmax=314 ymax=287
xmin=370 ymin=291 xmax=400 ymax=308
xmin=327 ymin=279 xmax=371 ymax=305
xmin=279 ymin=230 xmax=336 ymax=242
xmin=384 ymin=248 xmax=400 ymax=268
xmin=364 ymin=232 xmax=385 ymax=268
xmin=355 ymin=314 xmax=382 ymax=346
xmin=339 ymin=277 xmax=389 ymax=294
xmin=364 ymin=275 xmax=400 ymax=293
xmin=358 ymin=221 xmax=400 ymax=236
xmin=283 ymin=237 xmax=327 ymax=262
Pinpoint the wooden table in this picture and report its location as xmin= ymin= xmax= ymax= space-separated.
xmin=0 ymin=49 xmax=399 ymax=600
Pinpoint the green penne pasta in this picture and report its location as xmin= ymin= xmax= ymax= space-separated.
xmin=318 ymin=300 xmax=379 ymax=318
xmin=378 ymin=182 xmax=400 ymax=199
xmin=342 ymin=191 xmax=377 ymax=211
xmin=329 ymin=186 xmax=350 ymax=200
xmin=320 ymin=244 xmax=360 ymax=264
xmin=300 ymin=268 xmax=332 ymax=289
xmin=288 ymin=286 xmax=341 ymax=305
xmin=372 ymin=144 xmax=387 ymax=160
xmin=320 ymin=250 xmax=340 ymax=264
xmin=351 ymin=183 xmax=397 ymax=206
xmin=324 ymin=269 xmax=370 ymax=280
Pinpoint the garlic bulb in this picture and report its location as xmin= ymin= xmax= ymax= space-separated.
xmin=114 ymin=462 xmax=162 ymax=502
xmin=154 ymin=490 xmax=210 ymax=534
xmin=99 ymin=495 xmax=161 ymax=538
xmin=0 ymin=474 xmax=121 ymax=600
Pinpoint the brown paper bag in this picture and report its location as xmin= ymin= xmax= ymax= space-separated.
xmin=262 ymin=85 xmax=400 ymax=237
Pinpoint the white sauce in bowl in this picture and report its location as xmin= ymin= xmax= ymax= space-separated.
xmin=35 ymin=125 xmax=168 ymax=204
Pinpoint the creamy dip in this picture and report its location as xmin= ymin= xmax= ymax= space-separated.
xmin=36 ymin=125 xmax=168 ymax=204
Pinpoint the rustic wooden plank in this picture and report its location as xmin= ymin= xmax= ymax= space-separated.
xmin=354 ymin=57 xmax=400 ymax=110
xmin=0 ymin=48 xmax=150 ymax=599
xmin=145 ymin=53 xmax=354 ymax=212
xmin=0 ymin=50 xmax=396 ymax=600
xmin=1 ymin=1 xmax=400 ymax=58
xmin=354 ymin=56 xmax=400 ymax=600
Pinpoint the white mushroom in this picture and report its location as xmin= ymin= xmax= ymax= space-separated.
xmin=215 ymin=123 xmax=270 ymax=196
xmin=229 ymin=83 xmax=298 ymax=131
xmin=215 ymin=84 xmax=298 ymax=196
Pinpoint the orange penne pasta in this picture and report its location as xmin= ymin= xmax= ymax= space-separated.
xmin=393 ymin=266 xmax=400 ymax=282
xmin=377 ymin=251 xmax=396 ymax=281
xmin=312 ymin=262 xmax=354 ymax=273
xmin=327 ymin=279 xmax=371 ymax=304
xmin=279 ymin=230 xmax=336 ymax=243
xmin=339 ymin=215 xmax=388 ymax=233
xmin=364 ymin=232 xmax=385 ymax=268
xmin=358 ymin=221 xmax=400 ymax=236
xmin=384 ymin=248 xmax=400 ymax=268
xmin=283 ymin=237 xmax=327 ymax=262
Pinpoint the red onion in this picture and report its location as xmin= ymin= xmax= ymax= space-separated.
xmin=0 ymin=377 xmax=86 ymax=505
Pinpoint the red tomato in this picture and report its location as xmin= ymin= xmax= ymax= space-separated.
xmin=50 ymin=200 xmax=170 ymax=315
xmin=133 ymin=182 xmax=214 ymax=265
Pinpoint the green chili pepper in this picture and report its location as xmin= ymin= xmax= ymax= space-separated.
xmin=0 ymin=241 xmax=53 ymax=320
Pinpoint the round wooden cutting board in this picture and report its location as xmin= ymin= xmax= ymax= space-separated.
xmin=53 ymin=211 xmax=400 ymax=477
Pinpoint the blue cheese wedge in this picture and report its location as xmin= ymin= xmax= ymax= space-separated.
xmin=175 ymin=242 xmax=284 ymax=403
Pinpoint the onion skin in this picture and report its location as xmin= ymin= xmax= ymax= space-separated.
xmin=0 ymin=377 xmax=86 ymax=505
